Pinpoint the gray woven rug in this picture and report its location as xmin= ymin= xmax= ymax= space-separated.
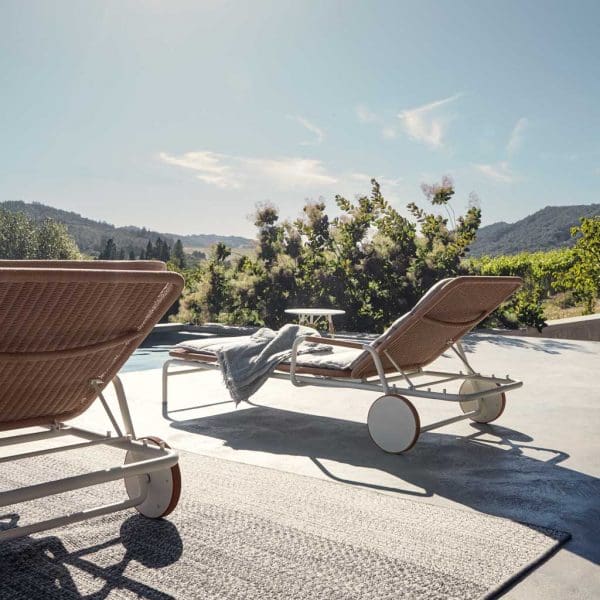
xmin=0 ymin=446 xmax=569 ymax=599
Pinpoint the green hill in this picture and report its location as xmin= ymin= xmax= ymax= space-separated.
xmin=4 ymin=199 xmax=596 ymax=260
xmin=0 ymin=201 xmax=254 ymax=257
xmin=470 ymin=204 xmax=600 ymax=256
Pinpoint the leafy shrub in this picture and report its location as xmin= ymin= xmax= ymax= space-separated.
xmin=469 ymin=248 xmax=578 ymax=331
xmin=176 ymin=178 xmax=490 ymax=332
xmin=176 ymin=179 xmax=597 ymax=332
xmin=0 ymin=209 xmax=80 ymax=259
xmin=553 ymin=217 xmax=600 ymax=314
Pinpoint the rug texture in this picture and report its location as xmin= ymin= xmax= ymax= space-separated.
xmin=0 ymin=445 xmax=569 ymax=599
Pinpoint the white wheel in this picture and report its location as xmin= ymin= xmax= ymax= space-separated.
xmin=367 ymin=394 xmax=420 ymax=453
xmin=459 ymin=380 xmax=506 ymax=423
xmin=124 ymin=436 xmax=181 ymax=518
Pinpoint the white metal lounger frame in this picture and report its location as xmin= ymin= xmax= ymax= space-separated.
xmin=162 ymin=336 xmax=523 ymax=453
xmin=0 ymin=376 xmax=179 ymax=542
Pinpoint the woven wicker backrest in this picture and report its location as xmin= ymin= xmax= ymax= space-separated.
xmin=0 ymin=264 xmax=183 ymax=430
xmin=0 ymin=260 xmax=167 ymax=271
xmin=350 ymin=276 xmax=522 ymax=379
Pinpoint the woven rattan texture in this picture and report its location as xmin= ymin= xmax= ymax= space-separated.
xmin=0 ymin=260 xmax=167 ymax=271
xmin=350 ymin=277 xmax=522 ymax=379
xmin=0 ymin=267 xmax=182 ymax=429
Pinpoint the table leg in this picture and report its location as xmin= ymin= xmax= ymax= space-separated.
xmin=328 ymin=315 xmax=335 ymax=337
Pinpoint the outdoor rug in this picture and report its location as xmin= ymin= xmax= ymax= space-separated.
xmin=0 ymin=446 xmax=569 ymax=599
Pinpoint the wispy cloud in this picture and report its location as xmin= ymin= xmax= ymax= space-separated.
xmin=398 ymin=94 xmax=461 ymax=148
xmin=159 ymin=150 xmax=337 ymax=189
xmin=474 ymin=161 xmax=519 ymax=183
xmin=159 ymin=150 xmax=408 ymax=201
xmin=355 ymin=104 xmax=401 ymax=139
xmin=158 ymin=151 xmax=237 ymax=189
xmin=349 ymin=172 xmax=403 ymax=188
xmin=355 ymin=104 xmax=378 ymax=124
xmin=507 ymin=117 xmax=528 ymax=155
xmin=287 ymin=115 xmax=324 ymax=145
xmin=243 ymin=156 xmax=336 ymax=185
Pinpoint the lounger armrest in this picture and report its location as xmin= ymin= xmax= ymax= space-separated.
xmin=302 ymin=336 xmax=364 ymax=350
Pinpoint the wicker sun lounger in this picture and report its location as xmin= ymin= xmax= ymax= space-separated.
xmin=0 ymin=260 xmax=183 ymax=542
xmin=163 ymin=276 xmax=524 ymax=453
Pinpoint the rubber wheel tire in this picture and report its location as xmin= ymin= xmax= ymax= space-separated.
xmin=367 ymin=394 xmax=420 ymax=454
xmin=124 ymin=436 xmax=181 ymax=518
xmin=459 ymin=380 xmax=506 ymax=424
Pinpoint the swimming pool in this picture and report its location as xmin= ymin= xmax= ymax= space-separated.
xmin=122 ymin=344 xmax=173 ymax=372
xmin=122 ymin=329 xmax=212 ymax=372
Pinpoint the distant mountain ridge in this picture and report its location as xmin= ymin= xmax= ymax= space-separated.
xmin=2 ymin=200 xmax=597 ymax=259
xmin=470 ymin=204 xmax=600 ymax=256
xmin=0 ymin=201 xmax=254 ymax=256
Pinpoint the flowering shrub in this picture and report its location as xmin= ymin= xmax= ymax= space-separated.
xmin=177 ymin=178 xmax=489 ymax=332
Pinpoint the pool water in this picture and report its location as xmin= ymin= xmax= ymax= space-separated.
xmin=122 ymin=344 xmax=173 ymax=373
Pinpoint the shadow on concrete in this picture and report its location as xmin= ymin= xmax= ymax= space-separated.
xmin=462 ymin=334 xmax=591 ymax=355
xmin=171 ymin=405 xmax=600 ymax=565
xmin=0 ymin=514 xmax=182 ymax=599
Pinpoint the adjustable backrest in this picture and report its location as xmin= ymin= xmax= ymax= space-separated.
xmin=0 ymin=260 xmax=167 ymax=271
xmin=0 ymin=264 xmax=183 ymax=430
xmin=350 ymin=276 xmax=522 ymax=379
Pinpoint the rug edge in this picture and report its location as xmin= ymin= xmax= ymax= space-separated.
xmin=481 ymin=530 xmax=572 ymax=599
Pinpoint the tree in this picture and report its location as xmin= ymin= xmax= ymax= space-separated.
xmin=0 ymin=209 xmax=80 ymax=259
xmin=98 ymin=238 xmax=117 ymax=260
xmin=408 ymin=176 xmax=481 ymax=295
xmin=145 ymin=240 xmax=154 ymax=260
xmin=176 ymin=178 xmax=494 ymax=330
xmin=0 ymin=210 xmax=36 ymax=258
xmin=155 ymin=237 xmax=171 ymax=262
xmin=555 ymin=216 xmax=600 ymax=313
xmin=213 ymin=242 xmax=231 ymax=263
xmin=172 ymin=239 xmax=186 ymax=269
xmin=177 ymin=242 xmax=234 ymax=324
xmin=36 ymin=219 xmax=80 ymax=259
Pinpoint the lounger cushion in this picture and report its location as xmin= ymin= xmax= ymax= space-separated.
xmin=283 ymin=348 xmax=361 ymax=370
xmin=176 ymin=336 xmax=256 ymax=355
xmin=171 ymin=337 xmax=362 ymax=375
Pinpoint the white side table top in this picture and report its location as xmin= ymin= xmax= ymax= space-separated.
xmin=284 ymin=308 xmax=346 ymax=316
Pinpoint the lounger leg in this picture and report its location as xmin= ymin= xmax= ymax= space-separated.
xmin=452 ymin=341 xmax=476 ymax=374
xmin=162 ymin=359 xmax=174 ymax=411
xmin=112 ymin=375 xmax=135 ymax=438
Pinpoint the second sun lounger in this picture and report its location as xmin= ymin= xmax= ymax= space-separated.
xmin=163 ymin=276 xmax=523 ymax=453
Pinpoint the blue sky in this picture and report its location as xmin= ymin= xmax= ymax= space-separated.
xmin=1 ymin=0 xmax=599 ymax=237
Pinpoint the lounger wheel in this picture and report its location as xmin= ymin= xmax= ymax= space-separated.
xmin=367 ymin=394 xmax=420 ymax=453
xmin=459 ymin=380 xmax=506 ymax=423
xmin=124 ymin=437 xmax=181 ymax=518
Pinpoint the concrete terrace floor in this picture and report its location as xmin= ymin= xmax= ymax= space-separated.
xmin=72 ymin=332 xmax=599 ymax=599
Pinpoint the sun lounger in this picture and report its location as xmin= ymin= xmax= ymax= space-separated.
xmin=0 ymin=260 xmax=184 ymax=542
xmin=163 ymin=276 xmax=524 ymax=453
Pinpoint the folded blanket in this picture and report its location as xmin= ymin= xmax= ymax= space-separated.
xmin=215 ymin=324 xmax=330 ymax=404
